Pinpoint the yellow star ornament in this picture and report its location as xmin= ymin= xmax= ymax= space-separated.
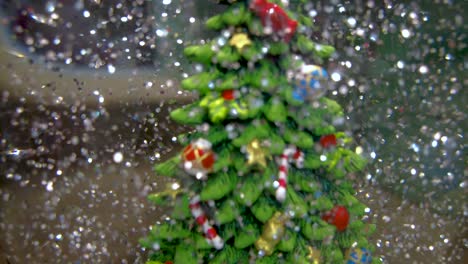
xmin=306 ymin=246 xmax=322 ymax=264
xmin=246 ymin=139 xmax=267 ymax=168
xmin=229 ymin=33 xmax=252 ymax=51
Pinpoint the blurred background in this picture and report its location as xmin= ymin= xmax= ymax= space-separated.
xmin=0 ymin=0 xmax=466 ymax=263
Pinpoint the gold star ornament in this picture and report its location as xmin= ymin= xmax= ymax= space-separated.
xmin=150 ymin=182 xmax=184 ymax=201
xmin=229 ymin=33 xmax=252 ymax=51
xmin=245 ymin=139 xmax=267 ymax=168
xmin=306 ymin=246 xmax=322 ymax=264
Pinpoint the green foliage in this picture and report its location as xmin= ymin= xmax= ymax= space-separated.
xmin=286 ymin=188 xmax=308 ymax=217
xmin=200 ymin=172 xmax=237 ymax=201
xmin=215 ymin=199 xmax=238 ymax=224
xmin=232 ymin=123 xmax=271 ymax=147
xmin=194 ymin=234 xmax=212 ymax=250
xmin=289 ymin=170 xmax=320 ymax=193
xmin=184 ymin=44 xmax=215 ymax=65
xmin=245 ymin=93 xmax=266 ymax=118
xmin=283 ymin=128 xmax=314 ymax=148
xmin=205 ymin=125 xmax=230 ymax=145
xmin=153 ymin=156 xmax=181 ymax=177
xmin=174 ymin=244 xmax=198 ymax=264
xmin=150 ymin=222 xmax=190 ymax=240
xmin=263 ymin=98 xmax=287 ymax=123
xmin=314 ymin=196 xmax=335 ymax=211
xmin=212 ymin=147 xmax=232 ymax=172
xmin=303 ymin=153 xmax=322 ymax=169
xmin=240 ymin=43 xmax=261 ymax=61
xmin=343 ymin=149 xmax=368 ymax=172
xmin=296 ymin=35 xmax=316 ymax=54
xmin=277 ymin=230 xmax=297 ymax=252
xmin=234 ymin=224 xmax=259 ymax=249
xmin=172 ymin=195 xmax=191 ymax=220
xmin=320 ymin=97 xmax=343 ymax=115
xmin=215 ymin=46 xmax=241 ymax=64
xmin=313 ymin=124 xmax=336 ymax=136
xmin=268 ymin=132 xmax=286 ymax=155
xmin=235 ymin=175 xmax=264 ymax=206
xmin=251 ymin=197 xmax=276 ymax=223
xmin=222 ymin=4 xmax=248 ymax=26
xmin=139 ymin=236 xmax=160 ymax=250
xmin=210 ymin=245 xmax=249 ymax=264
xmin=314 ymin=44 xmax=336 ymax=59
xmin=216 ymin=73 xmax=241 ymax=90
xmin=301 ymin=220 xmax=335 ymax=241
xmin=255 ymin=256 xmax=279 ymax=264
xmin=243 ymin=64 xmax=280 ymax=92
xmin=269 ymin=42 xmax=289 ymax=55
xmin=170 ymin=104 xmax=206 ymax=125
xmin=206 ymin=14 xmax=224 ymax=30
xmin=219 ymin=222 xmax=237 ymax=241
xmin=181 ymin=71 xmax=219 ymax=93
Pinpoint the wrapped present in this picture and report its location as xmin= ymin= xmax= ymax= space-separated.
xmin=182 ymin=139 xmax=216 ymax=180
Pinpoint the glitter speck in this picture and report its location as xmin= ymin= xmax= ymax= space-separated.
xmin=46 ymin=181 xmax=54 ymax=192
xmin=83 ymin=10 xmax=90 ymax=18
xmin=331 ymin=72 xmax=342 ymax=82
xmin=113 ymin=152 xmax=123 ymax=163
xmin=419 ymin=65 xmax=429 ymax=74
xmin=401 ymin=28 xmax=411 ymax=38
xmin=107 ymin=64 xmax=116 ymax=74
xmin=347 ymin=17 xmax=357 ymax=27
xmin=397 ymin=61 xmax=405 ymax=69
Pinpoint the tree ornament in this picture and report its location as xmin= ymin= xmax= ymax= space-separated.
xmin=319 ymin=134 xmax=337 ymax=148
xmin=182 ymin=139 xmax=216 ymax=180
xmin=189 ymin=195 xmax=224 ymax=250
xmin=249 ymin=0 xmax=298 ymax=42
xmin=275 ymin=145 xmax=304 ymax=202
xmin=293 ymin=64 xmax=329 ymax=102
xmin=345 ymin=247 xmax=373 ymax=264
xmin=148 ymin=182 xmax=183 ymax=204
xmin=306 ymin=246 xmax=322 ymax=264
xmin=245 ymin=139 xmax=268 ymax=168
xmin=255 ymin=212 xmax=287 ymax=256
xmin=229 ymin=33 xmax=252 ymax=51
xmin=321 ymin=205 xmax=350 ymax=232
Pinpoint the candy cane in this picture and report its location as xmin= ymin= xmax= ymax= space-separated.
xmin=276 ymin=145 xmax=304 ymax=202
xmin=189 ymin=195 xmax=224 ymax=250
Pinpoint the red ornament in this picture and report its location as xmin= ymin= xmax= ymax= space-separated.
xmin=164 ymin=262 xmax=173 ymax=264
xmin=249 ymin=0 xmax=298 ymax=42
xmin=221 ymin=89 xmax=235 ymax=100
xmin=322 ymin=205 xmax=350 ymax=232
xmin=182 ymin=139 xmax=215 ymax=179
xmin=320 ymin=134 xmax=337 ymax=148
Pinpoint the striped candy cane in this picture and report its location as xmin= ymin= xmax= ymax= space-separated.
xmin=276 ymin=145 xmax=304 ymax=202
xmin=189 ymin=195 xmax=224 ymax=250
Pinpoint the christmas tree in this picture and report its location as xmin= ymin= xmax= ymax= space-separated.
xmin=140 ymin=1 xmax=379 ymax=263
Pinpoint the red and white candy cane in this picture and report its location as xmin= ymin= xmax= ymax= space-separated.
xmin=189 ymin=195 xmax=224 ymax=250
xmin=276 ymin=145 xmax=304 ymax=202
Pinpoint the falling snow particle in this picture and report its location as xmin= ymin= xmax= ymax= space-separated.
xmin=113 ymin=152 xmax=124 ymax=163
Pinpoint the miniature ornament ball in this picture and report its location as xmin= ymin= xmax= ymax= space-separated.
xmin=293 ymin=64 xmax=329 ymax=102
xmin=345 ymin=247 xmax=373 ymax=264
xmin=321 ymin=205 xmax=350 ymax=232
xmin=320 ymin=134 xmax=338 ymax=148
